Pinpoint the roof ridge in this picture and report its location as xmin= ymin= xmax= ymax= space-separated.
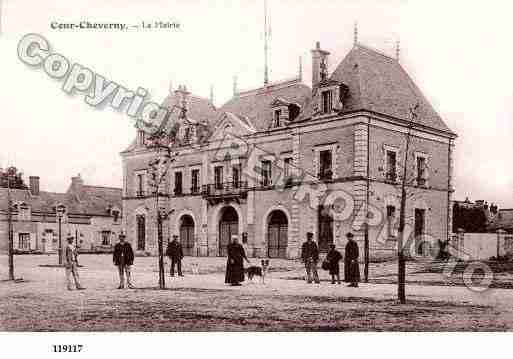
xmin=354 ymin=43 xmax=396 ymax=62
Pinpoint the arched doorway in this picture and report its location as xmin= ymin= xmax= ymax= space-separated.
xmin=219 ymin=206 xmax=238 ymax=256
xmin=318 ymin=206 xmax=333 ymax=252
xmin=267 ymin=210 xmax=288 ymax=258
xmin=179 ymin=215 xmax=195 ymax=256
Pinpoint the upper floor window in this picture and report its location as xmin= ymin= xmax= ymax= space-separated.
xmin=416 ymin=155 xmax=427 ymax=186
xmin=174 ymin=171 xmax=183 ymax=195
xmin=261 ymin=160 xmax=272 ymax=187
xmin=319 ymin=150 xmax=333 ymax=180
xmin=111 ymin=209 xmax=120 ymax=223
xmin=284 ymin=157 xmax=292 ymax=178
xmin=191 ymin=169 xmax=200 ymax=194
xmin=321 ymin=90 xmax=332 ymax=114
xmin=386 ymin=150 xmax=397 ymax=182
xmin=214 ymin=166 xmax=223 ymax=189
xmin=232 ymin=164 xmax=241 ymax=188
xmin=136 ymin=173 xmax=145 ymax=197
xmin=274 ymin=109 xmax=281 ymax=127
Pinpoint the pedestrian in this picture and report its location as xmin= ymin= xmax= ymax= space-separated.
xmin=113 ymin=232 xmax=135 ymax=289
xmin=241 ymin=232 xmax=250 ymax=258
xmin=326 ymin=244 xmax=342 ymax=284
xmin=300 ymin=232 xmax=320 ymax=284
xmin=64 ymin=236 xmax=85 ymax=291
xmin=344 ymin=232 xmax=360 ymax=287
xmin=166 ymin=235 xmax=184 ymax=277
xmin=224 ymin=235 xmax=249 ymax=286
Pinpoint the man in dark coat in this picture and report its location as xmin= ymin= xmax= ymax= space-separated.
xmin=113 ymin=233 xmax=135 ymax=289
xmin=301 ymin=232 xmax=320 ymax=284
xmin=166 ymin=235 xmax=184 ymax=277
xmin=225 ymin=235 xmax=249 ymax=286
xmin=344 ymin=232 xmax=360 ymax=287
xmin=326 ymin=244 xmax=342 ymax=284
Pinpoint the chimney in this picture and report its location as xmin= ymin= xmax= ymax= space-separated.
xmin=71 ymin=174 xmax=84 ymax=193
xmin=29 ymin=176 xmax=40 ymax=196
xmin=311 ymin=41 xmax=330 ymax=89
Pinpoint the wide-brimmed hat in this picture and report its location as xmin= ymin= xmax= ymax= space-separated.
xmin=306 ymin=232 xmax=313 ymax=238
xmin=346 ymin=232 xmax=354 ymax=238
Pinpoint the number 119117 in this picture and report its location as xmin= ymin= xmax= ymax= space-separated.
xmin=52 ymin=345 xmax=83 ymax=353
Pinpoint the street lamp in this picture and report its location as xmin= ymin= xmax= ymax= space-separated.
xmin=55 ymin=203 xmax=66 ymax=265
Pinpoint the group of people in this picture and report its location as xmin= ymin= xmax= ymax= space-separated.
xmin=64 ymin=231 xmax=360 ymax=290
xmin=301 ymin=231 xmax=360 ymax=287
xmin=65 ymin=233 xmax=186 ymax=290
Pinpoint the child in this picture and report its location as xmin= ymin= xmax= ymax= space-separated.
xmin=326 ymin=244 xmax=342 ymax=284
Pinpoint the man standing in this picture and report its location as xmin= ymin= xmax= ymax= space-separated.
xmin=166 ymin=235 xmax=184 ymax=277
xmin=113 ymin=232 xmax=135 ymax=289
xmin=301 ymin=232 xmax=320 ymax=284
xmin=344 ymin=232 xmax=360 ymax=287
xmin=65 ymin=236 xmax=85 ymax=291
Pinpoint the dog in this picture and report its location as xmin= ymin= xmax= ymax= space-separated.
xmin=190 ymin=262 xmax=200 ymax=275
xmin=245 ymin=259 xmax=270 ymax=283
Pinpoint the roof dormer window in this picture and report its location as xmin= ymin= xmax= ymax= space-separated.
xmin=274 ymin=109 xmax=281 ymax=127
xmin=322 ymin=90 xmax=332 ymax=114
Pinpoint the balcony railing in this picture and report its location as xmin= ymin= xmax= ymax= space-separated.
xmin=202 ymin=181 xmax=249 ymax=199
xmin=318 ymin=170 xmax=333 ymax=181
xmin=136 ymin=190 xmax=145 ymax=197
xmin=385 ymin=172 xmax=397 ymax=182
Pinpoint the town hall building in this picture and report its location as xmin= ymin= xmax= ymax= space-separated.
xmin=121 ymin=39 xmax=457 ymax=260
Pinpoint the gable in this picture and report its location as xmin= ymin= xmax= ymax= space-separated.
xmin=209 ymin=112 xmax=256 ymax=142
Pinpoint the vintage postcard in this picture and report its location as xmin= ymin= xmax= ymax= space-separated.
xmin=1 ymin=0 xmax=513 ymax=356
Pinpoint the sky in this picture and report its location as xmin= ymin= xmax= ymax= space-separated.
xmin=1 ymin=0 xmax=513 ymax=206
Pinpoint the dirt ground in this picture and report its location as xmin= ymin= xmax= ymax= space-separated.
xmin=1 ymin=254 xmax=513 ymax=331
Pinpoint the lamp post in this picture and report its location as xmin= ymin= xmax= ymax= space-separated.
xmin=55 ymin=203 xmax=66 ymax=265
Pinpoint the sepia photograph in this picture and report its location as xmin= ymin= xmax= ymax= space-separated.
xmin=1 ymin=0 xmax=513 ymax=355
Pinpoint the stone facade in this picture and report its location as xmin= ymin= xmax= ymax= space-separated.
xmin=121 ymin=42 xmax=457 ymax=260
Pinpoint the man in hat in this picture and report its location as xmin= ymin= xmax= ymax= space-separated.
xmin=344 ymin=232 xmax=360 ymax=287
xmin=166 ymin=235 xmax=184 ymax=277
xmin=64 ymin=235 xmax=85 ymax=290
xmin=300 ymin=232 xmax=320 ymax=284
xmin=113 ymin=232 xmax=135 ymax=289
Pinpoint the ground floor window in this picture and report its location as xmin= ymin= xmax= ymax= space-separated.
xmin=318 ymin=206 xmax=333 ymax=252
xmin=18 ymin=233 xmax=30 ymax=250
xmin=101 ymin=230 xmax=111 ymax=246
xmin=136 ymin=214 xmax=146 ymax=251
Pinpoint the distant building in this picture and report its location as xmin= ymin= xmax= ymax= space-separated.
xmin=452 ymin=198 xmax=498 ymax=233
xmin=122 ymin=41 xmax=456 ymax=259
xmin=488 ymin=208 xmax=513 ymax=233
xmin=0 ymin=174 xmax=122 ymax=253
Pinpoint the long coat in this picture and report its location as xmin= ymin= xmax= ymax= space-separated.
xmin=224 ymin=242 xmax=247 ymax=284
xmin=113 ymin=242 xmax=134 ymax=266
xmin=166 ymin=240 xmax=184 ymax=260
xmin=326 ymin=249 xmax=342 ymax=275
xmin=344 ymin=240 xmax=360 ymax=283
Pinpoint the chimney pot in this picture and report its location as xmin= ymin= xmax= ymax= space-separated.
xmin=29 ymin=176 xmax=40 ymax=196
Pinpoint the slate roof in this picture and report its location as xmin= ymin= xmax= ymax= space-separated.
xmin=220 ymin=79 xmax=312 ymax=130
xmin=0 ymin=184 xmax=122 ymax=217
xmin=329 ymin=44 xmax=454 ymax=134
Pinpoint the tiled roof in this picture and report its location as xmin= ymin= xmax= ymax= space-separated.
xmin=0 ymin=184 xmax=121 ymax=217
xmin=220 ymin=79 xmax=312 ymax=130
xmin=330 ymin=44 xmax=454 ymax=134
